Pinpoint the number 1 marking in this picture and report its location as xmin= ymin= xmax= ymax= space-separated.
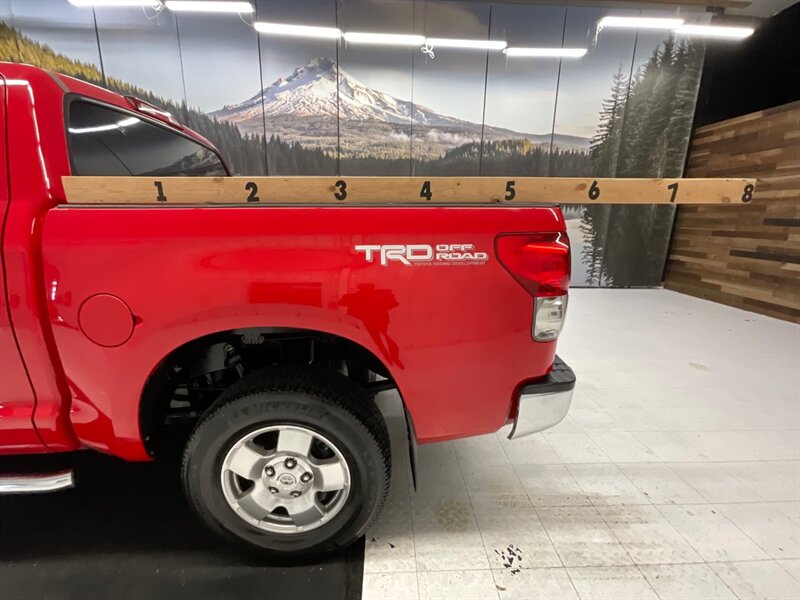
xmin=154 ymin=181 xmax=167 ymax=202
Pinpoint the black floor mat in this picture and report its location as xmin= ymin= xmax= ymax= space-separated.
xmin=0 ymin=447 xmax=364 ymax=600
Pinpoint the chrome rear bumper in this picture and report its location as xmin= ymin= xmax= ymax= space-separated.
xmin=508 ymin=356 xmax=575 ymax=440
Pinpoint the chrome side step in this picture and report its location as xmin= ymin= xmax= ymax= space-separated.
xmin=0 ymin=469 xmax=75 ymax=494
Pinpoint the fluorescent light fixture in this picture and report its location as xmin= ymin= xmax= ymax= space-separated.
xmin=254 ymin=22 xmax=342 ymax=39
xmin=504 ymin=47 xmax=587 ymax=58
xmin=674 ymin=24 xmax=754 ymax=39
xmin=164 ymin=1 xmax=253 ymax=12
xmin=68 ymin=0 xmax=162 ymax=6
xmin=425 ymin=37 xmax=507 ymax=50
xmin=598 ymin=16 xmax=684 ymax=30
xmin=343 ymin=32 xmax=425 ymax=46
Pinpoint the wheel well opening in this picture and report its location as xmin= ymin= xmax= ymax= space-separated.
xmin=139 ymin=327 xmax=395 ymax=458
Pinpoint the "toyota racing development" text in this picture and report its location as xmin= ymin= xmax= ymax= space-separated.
xmin=355 ymin=244 xmax=489 ymax=266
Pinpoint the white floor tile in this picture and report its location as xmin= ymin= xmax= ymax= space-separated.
xmin=536 ymin=506 xmax=633 ymax=567
xmin=411 ymin=493 xmax=489 ymax=571
xmin=588 ymin=432 xmax=660 ymax=462
xmin=670 ymin=463 xmax=765 ymax=503
xmin=772 ymin=502 xmax=800 ymax=526
xmin=717 ymin=503 xmax=800 ymax=559
xmin=776 ymin=559 xmax=800 ymax=581
xmin=471 ymin=501 xmax=562 ymax=570
xmin=709 ymin=560 xmax=800 ymax=599
xmin=515 ymin=464 xmax=591 ymax=507
xmin=461 ymin=464 xmax=526 ymax=497
xmin=617 ymin=463 xmax=707 ymax=504
xmin=363 ymin=572 xmax=420 ymax=600
xmin=566 ymin=464 xmax=650 ymax=506
xmin=639 ymin=563 xmax=737 ymax=599
xmin=543 ymin=432 xmax=612 ymax=464
xmin=364 ymin=495 xmax=417 ymax=572
xmin=499 ymin=434 xmax=562 ymax=466
xmin=492 ymin=567 xmax=578 ymax=600
xmin=721 ymin=462 xmax=800 ymax=502
xmin=567 ymin=565 xmax=658 ymax=599
xmin=656 ymin=504 xmax=770 ymax=562
xmin=632 ymin=430 xmax=712 ymax=462
xmin=597 ymin=505 xmax=703 ymax=565
xmin=417 ymin=570 xmax=499 ymax=600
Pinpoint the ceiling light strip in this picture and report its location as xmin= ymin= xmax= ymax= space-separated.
xmin=68 ymin=0 xmax=162 ymax=6
xmin=163 ymin=1 xmax=254 ymax=13
xmin=254 ymin=22 xmax=342 ymax=39
xmin=598 ymin=16 xmax=684 ymax=30
xmin=343 ymin=32 xmax=426 ymax=46
xmin=425 ymin=38 xmax=507 ymax=50
xmin=504 ymin=47 xmax=587 ymax=58
xmin=674 ymin=24 xmax=754 ymax=39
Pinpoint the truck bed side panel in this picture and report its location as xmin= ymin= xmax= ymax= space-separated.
xmin=43 ymin=205 xmax=564 ymax=459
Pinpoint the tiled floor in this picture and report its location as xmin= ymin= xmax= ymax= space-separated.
xmin=361 ymin=289 xmax=800 ymax=600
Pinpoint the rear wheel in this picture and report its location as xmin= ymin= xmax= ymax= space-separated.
xmin=181 ymin=366 xmax=390 ymax=557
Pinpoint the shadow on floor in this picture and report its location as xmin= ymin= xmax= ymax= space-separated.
xmin=0 ymin=439 xmax=363 ymax=600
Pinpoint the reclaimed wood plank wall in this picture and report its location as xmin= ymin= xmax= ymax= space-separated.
xmin=664 ymin=101 xmax=800 ymax=323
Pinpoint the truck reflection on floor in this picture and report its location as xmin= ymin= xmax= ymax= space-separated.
xmin=338 ymin=283 xmax=404 ymax=369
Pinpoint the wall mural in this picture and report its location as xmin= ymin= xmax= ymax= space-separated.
xmin=0 ymin=0 xmax=709 ymax=287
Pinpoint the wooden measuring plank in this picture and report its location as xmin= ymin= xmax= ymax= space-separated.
xmin=62 ymin=176 xmax=756 ymax=206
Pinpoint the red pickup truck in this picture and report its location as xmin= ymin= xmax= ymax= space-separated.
xmin=0 ymin=63 xmax=575 ymax=557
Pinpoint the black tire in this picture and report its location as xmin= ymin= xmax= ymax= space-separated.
xmin=181 ymin=366 xmax=391 ymax=558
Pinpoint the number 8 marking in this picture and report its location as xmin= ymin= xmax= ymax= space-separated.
xmin=742 ymin=184 xmax=754 ymax=203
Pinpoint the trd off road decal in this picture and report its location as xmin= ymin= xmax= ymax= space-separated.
xmin=355 ymin=244 xmax=488 ymax=266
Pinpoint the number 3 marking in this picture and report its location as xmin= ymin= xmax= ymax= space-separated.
xmin=334 ymin=180 xmax=347 ymax=201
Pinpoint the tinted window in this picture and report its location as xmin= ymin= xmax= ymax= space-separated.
xmin=68 ymin=101 xmax=226 ymax=177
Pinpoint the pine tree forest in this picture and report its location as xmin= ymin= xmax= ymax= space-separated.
xmin=583 ymin=38 xmax=705 ymax=286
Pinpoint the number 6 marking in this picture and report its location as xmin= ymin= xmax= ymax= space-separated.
xmin=588 ymin=180 xmax=600 ymax=200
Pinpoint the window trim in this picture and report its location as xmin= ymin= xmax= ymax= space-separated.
xmin=63 ymin=93 xmax=231 ymax=177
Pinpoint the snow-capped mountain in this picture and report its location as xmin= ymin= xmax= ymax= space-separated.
xmin=210 ymin=57 xmax=588 ymax=157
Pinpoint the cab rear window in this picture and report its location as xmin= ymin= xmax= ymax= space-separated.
xmin=68 ymin=101 xmax=226 ymax=177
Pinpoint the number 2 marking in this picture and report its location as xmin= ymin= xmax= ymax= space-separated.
xmin=245 ymin=181 xmax=260 ymax=203
xmin=334 ymin=180 xmax=347 ymax=201
xmin=154 ymin=180 xmax=167 ymax=202
xmin=667 ymin=182 xmax=679 ymax=203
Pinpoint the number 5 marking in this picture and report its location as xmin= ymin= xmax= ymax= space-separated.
xmin=504 ymin=180 xmax=516 ymax=201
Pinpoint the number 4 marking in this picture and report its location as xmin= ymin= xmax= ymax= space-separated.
xmin=420 ymin=180 xmax=432 ymax=201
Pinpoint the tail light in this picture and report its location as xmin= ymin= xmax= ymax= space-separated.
xmin=495 ymin=232 xmax=570 ymax=341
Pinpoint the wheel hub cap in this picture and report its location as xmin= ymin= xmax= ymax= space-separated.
xmin=220 ymin=424 xmax=351 ymax=534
